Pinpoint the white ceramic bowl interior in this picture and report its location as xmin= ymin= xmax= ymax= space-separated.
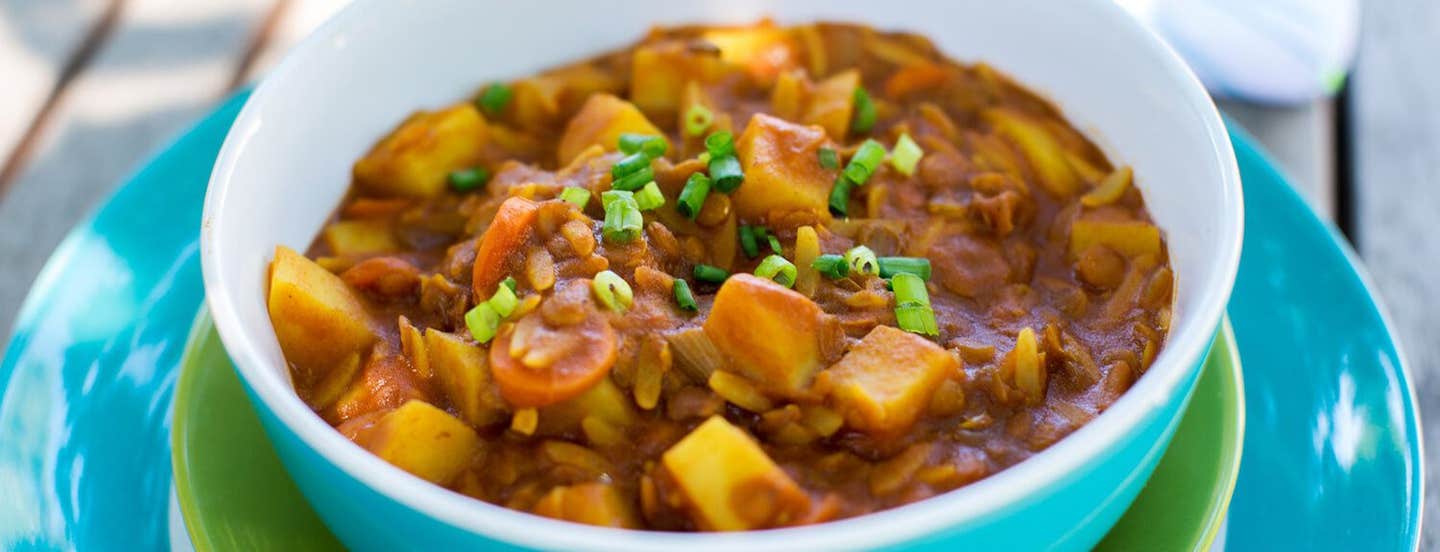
xmin=201 ymin=0 xmax=1242 ymax=549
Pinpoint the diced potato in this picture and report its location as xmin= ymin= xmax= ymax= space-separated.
xmin=511 ymin=64 xmax=623 ymax=132
xmin=557 ymin=94 xmax=663 ymax=164
xmin=306 ymin=351 xmax=361 ymax=411
xmin=532 ymin=482 xmax=640 ymax=529
xmin=353 ymin=103 xmax=489 ymax=198
xmin=322 ymin=219 xmax=399 ymax=257
xmin=537 ymin=377 xmax=635 ymax=436
xmin=354 ymin=400 xmax=479 ymax=485
xmin=702 ymin=25 xmax=800 ymax=84
xmin=661 ymin=416 xmax=810 ymax=530
xmin=703 ymin=274 xmax=833 ymax=397
xmin=425 ymin=330 xmax=508 ymax=428
xmin=732 ymin=114 xmax=839 ymax=222
xmin=629 ymin=41 xmax=728 ymax=123
xmin=1068 ymin=218 xmax=1162 ymax=260
xmin=827 ymin=325 xmax=958 ymax=436
xmin=803 ymin=69 xmax=859 ymax=140
xmin=985 ymin=108 xmax=1080 ymax=198
xmin=268 ymin=246 xmax=376 ymax=388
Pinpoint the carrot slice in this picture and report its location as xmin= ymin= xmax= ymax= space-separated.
xmin=472 ymin=196 xmax=540 ymax=297
xmin=489 ymin=314 xmax=618 ymax=408
xmin=883 ymin=62 xmax=948 ymax=99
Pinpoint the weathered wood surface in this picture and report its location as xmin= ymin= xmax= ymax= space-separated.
xmin=0 ymin=0 xmax=276 ymax=342
xmin=1352 ymin=0 xmax=1440 ymax=546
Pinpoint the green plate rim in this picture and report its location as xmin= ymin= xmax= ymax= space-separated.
xmin=171 ymin=310 xmax=1243 ymax=550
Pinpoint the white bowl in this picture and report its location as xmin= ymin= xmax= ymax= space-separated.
xmin=201 ymin=0 xmax=1243 ymax=549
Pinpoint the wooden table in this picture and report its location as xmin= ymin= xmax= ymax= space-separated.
xmin=0 ymin=1 xmax=1432 ymax=546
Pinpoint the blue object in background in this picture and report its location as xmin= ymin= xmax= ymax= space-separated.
xmin=0 ymin=92 xmax=249 ymax=550
xmin=1222 ymin=122 xmax=1423 ymax=550
xmin=0 ymin=95 xmax=1421 ymax=549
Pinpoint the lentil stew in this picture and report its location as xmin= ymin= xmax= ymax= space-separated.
xmin=264 ymin=20 xmax=1174 ymax=532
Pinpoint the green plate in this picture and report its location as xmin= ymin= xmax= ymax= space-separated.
xmin=171 ymin=311 xmax=1243 ymax=551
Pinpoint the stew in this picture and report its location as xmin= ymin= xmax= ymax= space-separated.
xmin=266 ymin=20 xmax=1173 ymax=531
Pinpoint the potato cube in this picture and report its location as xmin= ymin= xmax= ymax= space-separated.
xmin=661 ymin=416 xmax=810 ymax=530
xmin=532 ymin=482 xmax=640 ymax=529
xmin=355 ymin=400 xmax=479 ymax=485
xmin=425 ymin=330 xmax=507 ymax=428
xmin=1068 ymin=218 xmax=1162 ymax=260
xmin=353 ymin=103 xmax=489 ymax=198
xmin=702 ymin=25 xmax=800 ymax=84
xmin=827 ymin=325 xmax=959 ymax=436
xmin=629 ymin=41 xmax=728 ymax=123
xmin=268 ymin=246 xmax=375 ymax=388
xmin=557 ymin=94 xmax=663 ymax=164
xmin=537 ymin=377 xmax=635 ymax=436
xmin=323 ymin=219 xmax=400 ymax=257
xmin=703 ymin=274 xmax=833 ymax=397
xmin=803 ymin=69 xmax=859 ymax=140
xmin=985 ymin=108 xmax=1080 ymax=198
xmin=732 ymin=114 xmax=839 ymax=222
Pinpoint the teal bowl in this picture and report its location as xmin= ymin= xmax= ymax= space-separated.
xmin=200 ymin=0 xmax=1243 ymax=549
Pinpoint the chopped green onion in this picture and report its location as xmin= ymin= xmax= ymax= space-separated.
xmin=611 ymin=166 xmax=654 ymax=191
xmin=673 ymin=279 xmax=698 ymax=311
xmin=890 ymin=133 xmax=924 ymax=177
xmin=892 ymin=273 xmax=937 ymax=336
xmin=448 ymin=167 xmax=489 ymax=192
xmin=704 ymin=131 xmax=735 ymax=158
xmin=618 ymin=133 xmax=668 ymax=158
xmin=488 ymin=283 xmax=519 ymax=317
xmin=612 ymin=152 xmax=651 ymax=178
xmin=591 ymin=270 xmax=634 ymax=313
xmin=684 ymin=104 xmax=714 ymax=137
xmin=559 ymin=187 xmax=591 ymax=208
xmin=818 ymin=147 xmax=839 ymax=170
xmin=464 ymin=302 xmax=501 ymax=343
xmin=693 ymin=264 xmax=729 ymax=283
xmin=844 ymin=245 xmax=879 ymax=276
xmin=739 ymin=225 xmax=760 ymax=258
xmin=600 ymin=189 xmax=633 ymax=208
xmin=812 ymin=254 xmax=850 ymax=279
xmin=754 ymin=255 xmax=797 ymax=288
xmin=698 ymin=152 xmax=712 ymax=165
xmin=895 ymin=304 xmax=939 ymax=336
xmin=709 ymin=155 xmax=744 ymax=193
xmin=477 ymin=82 xmax=513 ymax=116
xmin=677 ymin=173 xmax=711 ymax=219
xmin=843 ymin=139 xmax=887 ymax=185
xmin=502 ymin=276 xmax=518 ymax=292
xmin=635 ymin=181 xmax=665 ymax=211
xmin=851 ymin=87 xmax=876 ymax=134
xmin=767 ymin=234 xmax=783 ymax=254
xmin=878 ymin=257 xmax=932 ymax=280
xmin=828 ymin=176 xmax=855 ymax=217
xmin=602 ymin=192 xmax=642 ymax=243
xmin=891 ymin=272 xmax=931 ymax=307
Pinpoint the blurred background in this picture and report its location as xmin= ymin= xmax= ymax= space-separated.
xmin=0 ymin=0 xmax=1434 ymax=545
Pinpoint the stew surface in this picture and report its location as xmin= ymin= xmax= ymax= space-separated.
xmin=265 ymin=21 xmax=1173 ymax=531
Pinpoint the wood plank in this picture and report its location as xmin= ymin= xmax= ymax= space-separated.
xmin=1351 ymin=2 xmax=1440 ymax=547
xmin=1218 ymin=98 xmax=1337 ymax=220
xmin=0 ymin=0 xmax=276 ymax=342
xmin=238 ymin=0 xmax=347 ymax=85
xmin=0 ymin=0 xmax=113 ymax=181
